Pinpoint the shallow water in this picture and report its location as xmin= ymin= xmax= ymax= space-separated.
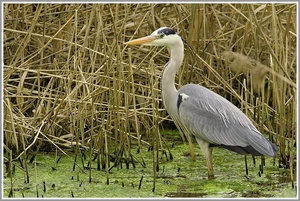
xmin=3 ymin=139 xmax=297 ymax=198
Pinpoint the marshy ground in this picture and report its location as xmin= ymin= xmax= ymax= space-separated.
xmin=3 ymin=133 xmax=296 ymax=198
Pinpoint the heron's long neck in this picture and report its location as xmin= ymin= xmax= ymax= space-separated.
xmin=161 ymin=40 xmax=184 ymax=113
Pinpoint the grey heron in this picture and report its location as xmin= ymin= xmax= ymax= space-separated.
xmin=125 ymin=27 xmax=278 ymax=178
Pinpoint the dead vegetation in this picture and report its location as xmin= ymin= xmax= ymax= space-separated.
xmin=3 ymin=3 xmax=297 ymax=185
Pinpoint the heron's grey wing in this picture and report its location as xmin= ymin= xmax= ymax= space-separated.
xmin=177 ymin=84 xmax=277 ymax=156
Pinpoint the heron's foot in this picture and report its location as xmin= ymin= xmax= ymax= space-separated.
xmin=208 ymin=174 xmax=215 ymax=180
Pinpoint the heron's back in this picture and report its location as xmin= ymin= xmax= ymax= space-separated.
xmin=176 ymin=84 xmax=277 ymax=157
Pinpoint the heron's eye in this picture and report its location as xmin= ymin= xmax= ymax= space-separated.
xmin=158 ymin=33 xmax=165 ymax=38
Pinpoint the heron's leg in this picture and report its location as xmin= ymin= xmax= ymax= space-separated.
xmin=195 ymin=138 xmax=214 ymax=179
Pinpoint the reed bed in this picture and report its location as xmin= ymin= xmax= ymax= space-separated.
xmin=3 ymin=3 xmax=297 ymax=187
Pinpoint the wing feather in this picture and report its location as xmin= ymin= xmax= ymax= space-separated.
xmin=177 ymin=84 xmax=277 ymax=156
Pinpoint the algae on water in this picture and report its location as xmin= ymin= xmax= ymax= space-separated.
xmin=3 ymin=140 xmax=296 ymax=198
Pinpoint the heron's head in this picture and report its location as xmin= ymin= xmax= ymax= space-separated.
xmin=125 ymin=27 xmax=182 ymax=47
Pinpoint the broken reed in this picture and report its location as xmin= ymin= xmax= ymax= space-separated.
xmin=3 ymin=3 xmax=296 ymax=190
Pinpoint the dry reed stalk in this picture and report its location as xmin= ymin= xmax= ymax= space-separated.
xmin=8 ymin=150 xmax=14 ymax=197
xmin=149 ymin=58 xmax=158 ymax=192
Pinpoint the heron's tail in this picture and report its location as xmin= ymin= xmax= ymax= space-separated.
xmin=247 ymin=131 xmax=278 ymax=157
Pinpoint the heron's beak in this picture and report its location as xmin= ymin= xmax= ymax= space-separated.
xmin=125 ymin=35 xmax=156 ymax=45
